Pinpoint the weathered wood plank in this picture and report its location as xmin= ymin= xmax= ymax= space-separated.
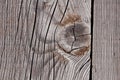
xmin=0 ymin=0 xmax=91 ymax=80
xmin=30 ymin=0 xmax=91 ymax=80
xmin=92 ymin=0 xmax=120 ymax=80
xmin=0 ymin=0 xmax=36 ymax=80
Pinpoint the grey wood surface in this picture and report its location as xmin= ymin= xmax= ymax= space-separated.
xmin=92 ymin=0 xmax=120 ymax=80
xmin=0 ymin=0 xmax=91 ymax=80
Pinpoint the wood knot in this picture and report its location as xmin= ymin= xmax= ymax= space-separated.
xmin=56 ymin=22 xmax=91 ymax=59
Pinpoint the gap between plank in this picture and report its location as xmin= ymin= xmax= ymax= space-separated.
xmin=89 ymin=0 xmax=94 ymax=80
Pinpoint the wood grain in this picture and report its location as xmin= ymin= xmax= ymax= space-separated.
xmin=0 ymin=0 xmax=37 ymax=80
xmin=0 ymin=0 xmax=91 ymax=80
xmin=92 ymin=0 xmax=120 ymax=80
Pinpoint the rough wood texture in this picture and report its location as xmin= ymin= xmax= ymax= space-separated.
xmin=92 ymin=0 xmax=120 ymax=80
xmin=0 ymin=0 xmax=91 ymax=80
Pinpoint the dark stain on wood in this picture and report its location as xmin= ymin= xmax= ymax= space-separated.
xmin=56 ymin=14 xmax=82 ymax=26
xmin=74 ymin=46 xmax=90 ymax=56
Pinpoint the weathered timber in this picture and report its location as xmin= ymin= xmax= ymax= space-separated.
xmin=0 ymin=0 xmax=91 ymax=80
xmin=92 ymin=0 xmax=120 ymax=80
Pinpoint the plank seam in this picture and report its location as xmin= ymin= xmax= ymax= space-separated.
xmin=89 ymin=0 xmax=94 ymax=80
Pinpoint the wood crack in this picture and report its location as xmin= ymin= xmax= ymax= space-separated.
xmin=28 ymin=0 xmax=39 ymax=80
